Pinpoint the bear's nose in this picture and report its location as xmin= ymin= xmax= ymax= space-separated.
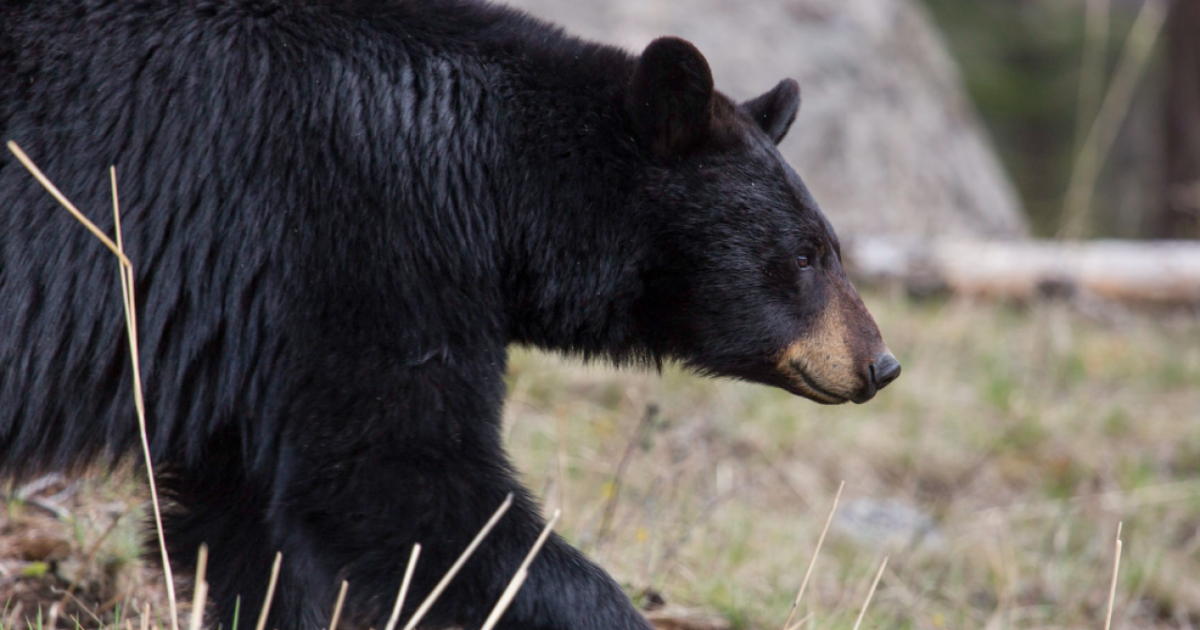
xmin=850 ymin=352 xmax=901 ymax=404
xmin=870 ymin=352 xmax=902 ymax=392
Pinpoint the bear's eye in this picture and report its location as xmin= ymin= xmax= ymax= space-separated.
xmin=796 ymin=255 xmax=810 ymax=270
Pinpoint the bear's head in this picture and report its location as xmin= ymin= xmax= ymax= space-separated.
xmin=629 ymin=37 xmax=900 ymax=404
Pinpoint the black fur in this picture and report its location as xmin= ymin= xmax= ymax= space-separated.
xmin=627 ymin=38 xmax=714 ymax=157
xmin=744 ymin=79 xmax=801 ymax=145
xmin=0 ymin=1 xmax=841 ymax=630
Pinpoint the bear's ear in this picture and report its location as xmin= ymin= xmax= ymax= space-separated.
xmin=627 ymin=37 xmax=714 ymax=158
xmin=743 ymin=79 xmax=801 ymax=145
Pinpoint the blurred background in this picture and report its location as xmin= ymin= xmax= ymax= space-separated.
xmin=2 ymin=1 xmax=1199 ymax=629
xmin=509 ymin=0 xmax=1196 ymax=242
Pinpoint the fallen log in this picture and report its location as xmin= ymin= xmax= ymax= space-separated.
xmin=843 ymin=238 xmax=1200 ymax=306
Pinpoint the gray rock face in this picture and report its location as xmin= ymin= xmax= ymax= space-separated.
xmin=500 ymin=0 xmax=1029 ymax=239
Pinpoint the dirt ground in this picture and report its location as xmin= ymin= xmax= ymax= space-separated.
xmin=0 ymin=472 xmax=175 ymax=630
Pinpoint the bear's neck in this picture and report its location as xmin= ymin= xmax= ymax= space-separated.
xmin=309 ymin=21 xmax=658 ymax=364
xmin=483 ymin=39 xmax=658 ymax=364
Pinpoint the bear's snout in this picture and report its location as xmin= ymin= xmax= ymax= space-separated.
xmin=777 ymin=282 xmax=900 ymax=405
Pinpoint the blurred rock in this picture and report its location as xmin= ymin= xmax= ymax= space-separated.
xmin=500 ymin=0 xmax=1028 ymax=239
xmin=834 ymin=498 xmax=944 ymax=550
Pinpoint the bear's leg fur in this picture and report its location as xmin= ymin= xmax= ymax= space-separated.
xmin=154 ymin=349 xmax=652 ymax=630
xmin=160 ymin=431 xmax=329 ymax=630
xmin=255 ymin=436 xmax=651 ymax=630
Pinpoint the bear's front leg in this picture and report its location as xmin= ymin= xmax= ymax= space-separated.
xmin=253 ymin=353 xmax=653 ymax=630
xmin=272 ymin=441 xmax=653 ymax=630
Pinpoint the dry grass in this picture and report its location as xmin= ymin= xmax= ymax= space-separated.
xmin=3 ymin=293 xmax=1200 ymax=629
xmin=501 ymin=293 xmax=1200 ymax=629
xmin=0 ymin=472 xmax=162 ymax=628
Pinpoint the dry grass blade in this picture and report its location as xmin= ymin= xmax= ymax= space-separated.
xmin=1104 ymin=522 xmax=1123 ymax=630
xmin=141 ymin=603 xmax=150 ymax=630
xmin=1058 ymin=0 xmax=1168 ymax=237
xmin=480 ymin=573 xmax=527 ymax=630
xmin=384 ymin=545 xmax=422 ymax=630
xmin=5 ymin=602 xmax=23 ymax=630
xmin=784 ymin=612 xmax=813 ymax=630
xmin=782 ymin=480 xmax=844 ymax=630
xmin=47 ymin=602 xmax=60 ymax=630
xmin=400 ymin=493 xmax=515 ymax=630
xmin=189 ymin=544 xmax=210 ymax=630
xmin=111 ymin=165 xmax=180 ymax=630
xmin=851 ymin=556 xmax=888 ymax=630
xmin=254 ymin=552 xmax=284 ymax=630
xmin=595 ymin=405 xmax=657 ymax=548
xmin=1074 ymin=0 xmax=1110 ymax=152
xmin=5 ymin=142 xmax=131 ymax=268
xmin=5 ymin=142 xmax=181 ymax=630
xmin=328 ymin=580 xmax=350 ymax=630
xmin=554 ymin=410 xmax=568 ymax=513
xmin=479 ymin=509 xmax=562 ymax=630
xmin=51 ymin=589 xmax=103 ymax=625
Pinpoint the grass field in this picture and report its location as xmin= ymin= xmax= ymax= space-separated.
xmin=3 ymin=292 xmax=1200 ymax=629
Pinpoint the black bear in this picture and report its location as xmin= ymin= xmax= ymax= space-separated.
xmin=0 ymin=1 xmax=900 ymax=629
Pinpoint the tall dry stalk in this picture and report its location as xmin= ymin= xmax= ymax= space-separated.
xmin=253 ymin=552 xmax=284 ymax=630
xmin=1075 ymin=0 xmax=1111 ymax=154
xmin=480 ymin=510 xmax=562 ymax=630
xmin=1104 ymin=522 xmax=1124 ymax=630
xmin=400 ymin=494 xmax=514 ymax=630
xmin=188 ymin=545 xmax=210 ymax=630
xmin=5 ymin=141 xmax=181 ymax=630
xmin=1058 ymin=0 xmax=1169 ymax=238
xmin=851 ymin=556 xmax=888 ymax=630
xmin=782 ymin=481 xmax=844 ymax=630
xmin=384 ymin=545 xmax=422 ymax=630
